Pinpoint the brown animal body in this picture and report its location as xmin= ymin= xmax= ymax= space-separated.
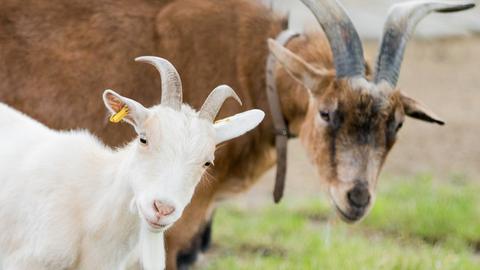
xmin=0 ymin=0 xmax=474 ymax=269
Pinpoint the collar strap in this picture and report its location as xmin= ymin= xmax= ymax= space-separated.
xmin=266 ymin=29 xmax=300 ymax=203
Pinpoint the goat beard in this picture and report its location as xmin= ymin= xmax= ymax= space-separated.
xmin=139 ymin=220 xmax=166 ymax=270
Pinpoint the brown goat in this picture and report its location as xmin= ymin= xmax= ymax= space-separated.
xmin=0 ymin=0 xmax=474 ymax=269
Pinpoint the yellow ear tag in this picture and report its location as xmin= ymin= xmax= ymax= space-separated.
xmin=109 ymin=105 xmax=129 ymax=123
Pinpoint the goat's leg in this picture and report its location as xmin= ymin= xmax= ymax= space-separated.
xmin=200 ymin=212 xmax=214 ymax=252
xmin=176 ymin=212 xmax=215 ymax=270
xmin=176 ymin=227 xmax=203 ymax=270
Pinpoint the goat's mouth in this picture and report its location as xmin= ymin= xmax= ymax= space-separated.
xmin=329 ymin=188 xmax=369 ymax=223
xmin=146 ymin=219 xmax=169 ymax=231
xmin=333 ymin=203 xmax=365 ymax=223
xmin=138 ymin=205 xmax=171 ymax=232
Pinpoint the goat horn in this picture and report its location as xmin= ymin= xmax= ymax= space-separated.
xmin=374 ymin=0 xmax=475 ymax=87
xmin=135 ymin=56 xmax=183 ymax=111
xmin=199 ymin=85 xmax=242 ymax=122
xmin=299 ymin=0 xmax=365 ymax=78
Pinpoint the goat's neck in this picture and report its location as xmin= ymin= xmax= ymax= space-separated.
xmin=87 ymin=142 xmax=139 ymax=242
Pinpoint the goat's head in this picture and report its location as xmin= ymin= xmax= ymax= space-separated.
xmin=103 ymin=57 xmax=264 ymax=231
xmin=268 ymin=0 xmax=474 ymax=222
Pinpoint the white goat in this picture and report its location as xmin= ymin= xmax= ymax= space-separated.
xmin=0 ymin=56 xmax=264 ymax=270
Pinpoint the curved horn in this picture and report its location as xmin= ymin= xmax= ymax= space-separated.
xmin=135 ymin=56 xmax=183 ymax=111
xmin=374 ymin=0 xmax=475 ymax=87
xmin=199 ymin=85 xmax=242 ymax=122
xmin=299 ymin=0 xmax=365 ymax=78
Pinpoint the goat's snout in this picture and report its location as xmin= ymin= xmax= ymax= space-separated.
xmin=153 ymin=200 xmax=175 ymax=218
xmin=346 ymin=183 xmax=370 ymax=209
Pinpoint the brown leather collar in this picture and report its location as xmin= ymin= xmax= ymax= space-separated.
xmin=266 ymin=30 xmax=300 ymax=203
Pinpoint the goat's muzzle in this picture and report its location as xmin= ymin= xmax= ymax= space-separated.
xmin=143 ymin=200 xmax=175 ymax=231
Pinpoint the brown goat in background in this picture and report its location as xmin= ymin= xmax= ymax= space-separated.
xmin=0 ymin=0 xmax=474 ymax=269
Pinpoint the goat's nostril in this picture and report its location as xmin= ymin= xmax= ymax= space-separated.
xmin=347 ymin=186 xmax=370 ymax=208
xmin=153 ymin=200 xmax=175 ymax=217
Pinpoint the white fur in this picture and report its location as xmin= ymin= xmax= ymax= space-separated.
xmin=0 ymin=90 xmax=264 ymax=270
xmin=213 ymin=109 xmax=265 ymax=144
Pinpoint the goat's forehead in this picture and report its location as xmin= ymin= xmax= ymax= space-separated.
xmin=346 ymin=79 xmax=391 ymax=100
xmin=145 ymin=106 xmax=214 ymax=143
xmin=320 ymin=80 xmax=401 ymax=115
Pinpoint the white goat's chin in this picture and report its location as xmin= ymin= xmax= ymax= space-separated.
xmin=140 ymin=221 xmax=166 ymax=270
xmin=145 ymin=219 xmax=170 ymax=232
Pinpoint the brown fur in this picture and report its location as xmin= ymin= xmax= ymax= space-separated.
xmin=0 ymin=0 xmax=442 ymax=269
xmin=274 ymin=32 xmax=408 ymax=219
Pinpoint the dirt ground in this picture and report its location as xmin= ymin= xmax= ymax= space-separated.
xmin=231 ymin=36 xmax=480 ymax=206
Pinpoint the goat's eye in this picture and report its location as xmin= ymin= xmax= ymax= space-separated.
xmin=139 ymin=137 xmax=147 ymax=145
xmin=319 ymin=111 xmax=330 ymax=122
xmin=203 ymin=161 xmax=212 ymax=168
xmin=396 ymin=122 xmax=403 ymax=132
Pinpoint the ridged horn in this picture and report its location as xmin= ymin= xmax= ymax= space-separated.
xmin=299 ymin=0 xmax=365 ymax=78
xmin=374 ymin=0 xmax=475 ymax=87
xmin=199 ymin=85 xmax=242 ymax=122
xmin=135 ymin=56 xmax=183 ymax=111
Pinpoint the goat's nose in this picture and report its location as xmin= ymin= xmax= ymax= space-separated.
xmin=347 ymin=184 xmax=370 ymax=208
xmin=153 ymin=200 xmax=175 ymax=218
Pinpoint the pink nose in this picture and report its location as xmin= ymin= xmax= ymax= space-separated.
xmin=153 ymin=200 xmax=175 ymax=218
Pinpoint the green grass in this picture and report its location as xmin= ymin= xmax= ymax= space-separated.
xmin=199 ymin=174 xmax=480 ymax=270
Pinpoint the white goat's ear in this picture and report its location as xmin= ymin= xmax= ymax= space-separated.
xmin=103 ymin=89 xmax=150 ymax=131
xmin=213 ymin=109 xmax=265 ymax=144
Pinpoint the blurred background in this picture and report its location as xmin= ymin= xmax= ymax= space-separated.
xmin=197 ymin=0 xmax=480 ymax=269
